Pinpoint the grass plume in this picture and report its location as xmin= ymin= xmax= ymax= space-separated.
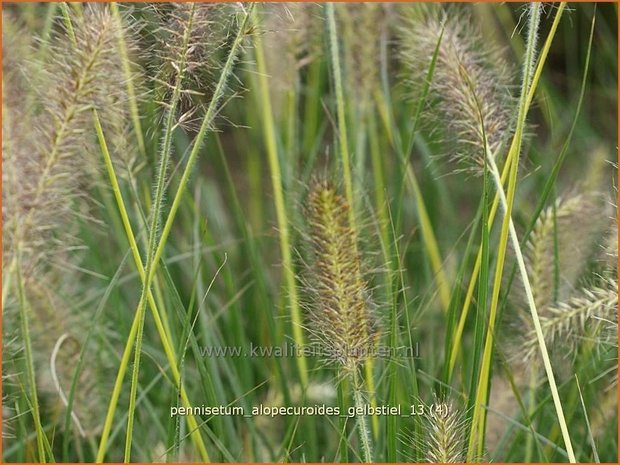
xmin=421 ymin=400 xmax=467 ymax=463
xmin=303 ymin=180 xmax=379 ymax=370
xmin=399 ymin=4 xmax=514 ymax=170
xmin=511 ymin=191 xmax=612 ymax=360
xmin=153 ymin=2 xmax=239 ymax=130
xmin=3 ymin=4 xmax=128 ymax=277
xmin=526 ymin=277 xmax=618 ymax=360
xmin=2 ymin=5 xmax=131 ymax=453
xmin=303 ymin=179 xmax=379 ymax=462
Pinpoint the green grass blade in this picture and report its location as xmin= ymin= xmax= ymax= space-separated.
xmin=15 ymin=254 xmax=46 ymax=462
xmin=252 ymin=5 xmax=308 ymax=387
xmin=447 ymin=2 xmax=567 ymax=381
xmin=93 ymin=111 xmax=209 ymax=462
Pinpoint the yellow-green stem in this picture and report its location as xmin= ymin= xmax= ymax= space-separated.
xmin=326 ymin=3 xmax=354 ymax=220
xmin=94 ymin=111 xmax=209 ymax=462
xmin=252 ymin=6 xmax=308 ymax=387
xmin=525 ymin=367 xmax=538 ymax=462
xmin=448 ymin=2 xmax=566 ymax=380
xmin=350 ymin=367 xmax=373 ymax=463
xmin=149 ymin=5 xmax=254 ymax=295
xmin=484 ymin=149 xmax=576 ymax=462
xmin=15 ymin=252 xmax=46 ymax=462
xmin=467 ymin=4 xmax=542 ymax=459
xmin=121 ymin=4 xmax=198 ymax=458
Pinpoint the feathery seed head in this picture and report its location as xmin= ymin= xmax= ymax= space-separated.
xmin=522 ymin=192 xmax=609 ymax=311
xmin=399 ymin=5 xmax=514 ymax=171
xmin=3 ymin=4 xmax=129 ymax=281
xmin=338 ymin=3 xmax=391 ymax=111
xmin=511 ymin=191 xmax=615 ymax=362
xmin=3 ymin=4 xmax=128 ymax=436
xmin=153 ymin=2 xmax=240 ymax=129
xmin=415 ymin=399 xmax=467 ymax=463
xmin=303 ymin=180 xmax=379 ymax=371
xmin=521 ymin=277 xmax=618 ymax=361
xmin=262 ymin=3 xmax=324 ymax=114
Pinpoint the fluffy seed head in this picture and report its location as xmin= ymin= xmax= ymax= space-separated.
xmin=262 ymin=3 xmax=324 ymax=114
xmin=521 ymin=277 xmax=618 ymax=361
xmin=510 ymin=191 xmax=614 ymax=361
xmin=420 ymin=400 xmax=467 ymax=463
xmin=153 ymin=2 xmax=240 ymax=129
xmin=338 ymin=3 xmax=392 ymax=111
xmin=302 ymin=180 xmax=379 ymax=371
xmin=2 ymin=4 xmax=129 ymax=435
xmin=3 ymin=4 xmax=130 ymax=279
xmin=399 ymin=5 xmax=514 ymax=171
xmin=516 ymin=192 xmax=609 ymax=313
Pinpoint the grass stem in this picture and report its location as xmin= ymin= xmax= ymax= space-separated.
xmin=467 ymin=3 xmax=542 ymax=459
xmin=93 ymin=111 xmax=209 ymax=463
xmin=350 ymin=368 xmax=373 ymax=463
xmin=326 ymin=4 xmax=378 ymax=435
xmin=252 ymin=5 xmax=308 ymax=387
xmin=15 ymin=252 xmax=46 ymax=463
xmin=485 ymin=150 xmax=576 ymax=463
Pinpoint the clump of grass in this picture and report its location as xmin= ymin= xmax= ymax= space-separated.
xmin=96 ymin=4 xmax=255 ymax=461
xmin=2 ymin=3 xmax=615 ymax=463
xmin=489 ymin=188 xmax=616 ymax=458
xmin=401 ymin=3 xmax=579 ymax=460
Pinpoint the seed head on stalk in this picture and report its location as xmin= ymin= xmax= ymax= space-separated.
xmin=302 ymin=180 xmax=379 ymax=372
xmin=152 ymin=2 xmax=242 ymax=130
xmin=399 ymin=4 xmax=514 ymax=172
xmin=262 ymin=3 xmax=324 ymax=115
xmin=508 ymin=192 xmax=612 ymax=361
xmin=424 ymin=400 xmax=467 ymax=463
xmin=2 ymin=4 xmax=133 ymax=436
